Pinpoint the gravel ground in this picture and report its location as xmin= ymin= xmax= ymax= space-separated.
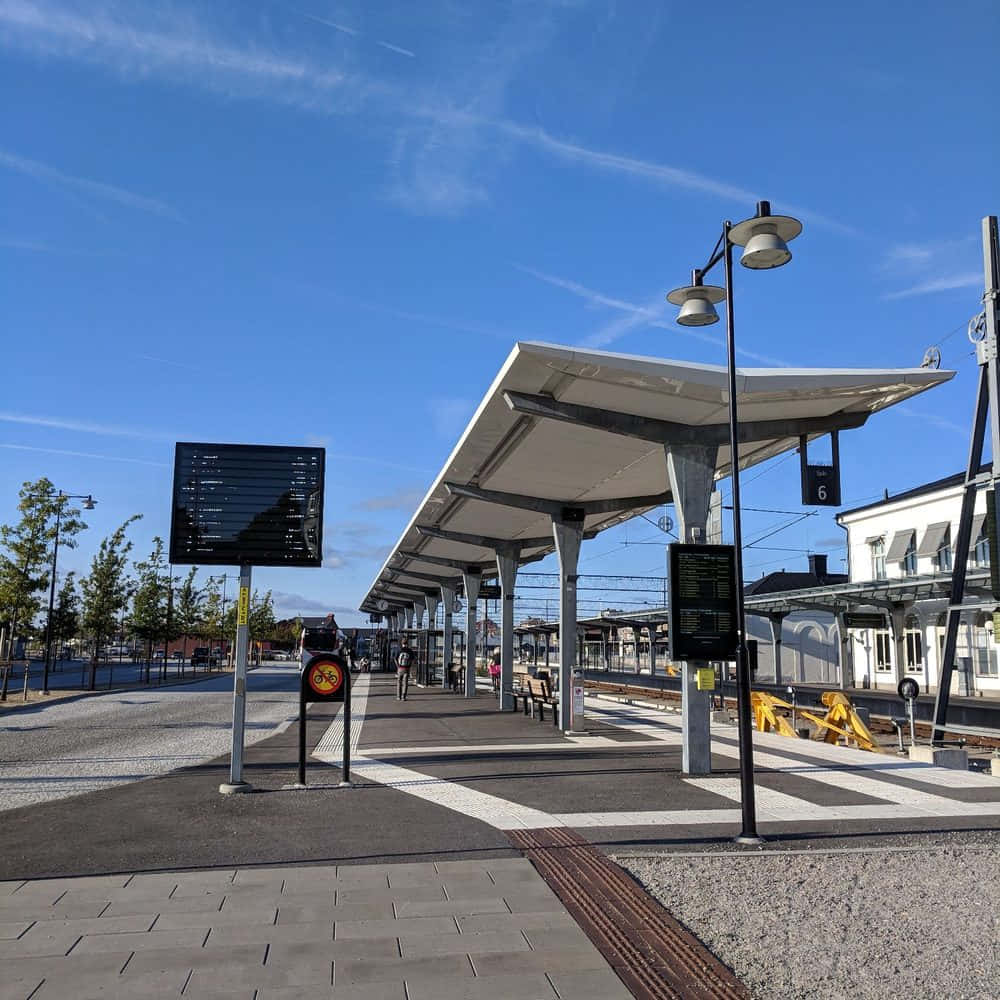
xmin=615 ymin=836 xmax=1000 ymax=1000
xmin=0 ymin=664 xmax=299 ymax=810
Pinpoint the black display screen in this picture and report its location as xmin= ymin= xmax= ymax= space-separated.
xmin=668 ymin=543 xmax=739 ymax=661
xmin=170 ymin=443 xmax=325 ymax=567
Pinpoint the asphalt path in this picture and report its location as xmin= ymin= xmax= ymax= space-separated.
xmin=0 ymin=664 xmax=300 ymax=811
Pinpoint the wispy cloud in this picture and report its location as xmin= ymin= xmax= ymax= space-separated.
xmin=895 ymin=405 xmax=967 ymax=435
xmin=490 ymin=121 xmax=859 ymax=236
xmin=271 ymin=589 xmax=354 ymax=614
xmin=285 ymin=278 xmax=517 ymax=341
xmin=883 ymin=273 xmax=982 ymax=301
xmin=0 ymin=410 xmax=173 ymax=440
xmin=300 ymin=12 xmax=358 ymax=37
xmin=0 ymin=149 xmax=181 ymax=221
xmin=377 ymin=40 xmax=414 ymax=58
xmin=0 ymin=442 xmax=169 ymax=466
xmin=358 ymin=487 xmax=426 ymax=512
xmin=0 ymin=235 xmax=105 ymax=255
xmin=428 ymin=397 xmax=475 ymax=439
xmin=134 ymin=353 xmax=202 ymax=372
xmin=518 ymin=264 xmax=792 ymax=364
xmin=0 ymin=3 xmax=849 ymax=229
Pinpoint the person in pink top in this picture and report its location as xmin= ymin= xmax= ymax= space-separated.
xmin=488 ymin=650 xmax=501 ymax=694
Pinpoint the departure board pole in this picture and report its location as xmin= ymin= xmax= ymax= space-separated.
xmin=220 ymin=563 xmax=253 ymax=795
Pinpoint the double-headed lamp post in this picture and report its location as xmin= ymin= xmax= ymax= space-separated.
xmin=667 ymin=199 xmax=802 ymax=845
xmin=43 ymin=491 xmax=97 ymax=695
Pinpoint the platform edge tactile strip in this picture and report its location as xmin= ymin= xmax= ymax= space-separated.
xmin=507 ymin=827 xmax=750 ymax=1000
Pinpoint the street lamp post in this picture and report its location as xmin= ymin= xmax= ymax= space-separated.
xmin=43 ymin=491 xmax=96 ymax=695
xmin=667 ymin=200 xmax=802 ymax=845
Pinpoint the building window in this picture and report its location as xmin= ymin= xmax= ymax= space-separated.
xmin=904 ymin=617 xmax=923 ymax=672
xmin=875 ymin=630 xmax=892 ymax=672
xmin=902 ymin=536 xmax=917 ymax=576
xmin=973 ymin=526 xmax=990 ymax=567
xmin=974 ymin=626 xmax=998 ymax=677
xmin=871 ymin=539 xmax=886 ymax=580
xmin=935 ymin=527 xmax=952 ymax=573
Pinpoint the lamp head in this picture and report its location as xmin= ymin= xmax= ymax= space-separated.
xmin=82 ymin=495 xmax=96 ymax=510
xmin=666 ymin=271 xmax=725 ymax=327
xmin=729 ymin=200 xmax=802 ymax=270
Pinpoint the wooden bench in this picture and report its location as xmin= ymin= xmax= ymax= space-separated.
xmin=528 ymin=678 xmax=559 ymax=725
xmin=507 ymin=672 xmax=531 ymax=713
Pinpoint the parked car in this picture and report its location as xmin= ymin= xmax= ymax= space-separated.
xmin=191 ymin=647 xmax=216 ymax=668
xmin=170 ymin=650 xmax=184 ymax=661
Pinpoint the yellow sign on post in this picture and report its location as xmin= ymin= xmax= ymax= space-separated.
xmin=696 ymin=667 xmax=716 ymax=691
xmin=237 ymin=586 xmax=250 ymax=626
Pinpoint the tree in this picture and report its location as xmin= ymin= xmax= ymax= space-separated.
xmin=250 ymin=590 xmax=276 ymax=640
xmin=49 ymin=571 xmax=80 ymax=662
xmin=131 ymin=537 xmax=168 ymax=683
xmin=173 ymin=567 xmax=203 ymax=674
xmin=81 ymin=516 xmax=141 ymax=690
xmin=0 ymin=479 xmax=87 ymax=700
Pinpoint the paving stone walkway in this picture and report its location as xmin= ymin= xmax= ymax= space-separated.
xmin=0 ymin=857 xmax=632 ymax=999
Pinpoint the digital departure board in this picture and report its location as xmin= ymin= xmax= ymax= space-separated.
xmin=668 ymin=543 xmax=738 ymax=661
xmin=170 ymin=443 xmax=325 ymax=567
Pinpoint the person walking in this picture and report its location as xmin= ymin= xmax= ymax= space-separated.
xmin=395 ymin=640 xmax=414 ymax=701
xmin=488 ymin=649 xmax=501 ymax=695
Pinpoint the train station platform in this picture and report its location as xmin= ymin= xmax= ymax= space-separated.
xmin=2 ymin=672 xmax=999 ymax=998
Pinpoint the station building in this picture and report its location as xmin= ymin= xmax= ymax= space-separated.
xmin=835 ymin=468 xmax=998 ymax=697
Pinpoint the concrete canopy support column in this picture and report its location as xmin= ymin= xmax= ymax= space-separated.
xmin=665 ymin=444 xmax=719 ymax=545
xmin=424 ymin=594 xmax=439 ymax=685
xmin=496 ymin=548 xmax=520 ymax=711
xmin=647 ymin=625 xmax=657 ymax=676
xmin=404 ymin=607 xmax=414 ymax=631
xmin=834 ymin=610 xmax=855 ymax=690
xmin=665 ymin=443 xmax=719 ymax=776
xmin=439 ymin=584 xmax=454 ymax=687
xmin=889 ymin=603 xmax=911 ymax=687
xmin=768 ymin=613 xmax=787 ymax=686
xmin=462 ymin=570 xmax=481 ymax=696
xmin=553 ymin=510 xmax=585 ymax=732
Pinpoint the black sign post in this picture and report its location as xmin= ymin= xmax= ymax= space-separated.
xmin=298 ymin=653 xmax=350 ymax=787
xmin=668 ymin=544 xmax=739 ymax=661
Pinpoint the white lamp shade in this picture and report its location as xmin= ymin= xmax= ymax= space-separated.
xmin=677 ymin=296 xmax=720 ymax=326
xmin=667 ymin=281 xmax=725 ymax=327
xmin=740 ymin=229 xmax=792 ymax=270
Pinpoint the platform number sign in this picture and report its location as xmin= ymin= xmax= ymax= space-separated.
xmin=799 ymin=432 xmax=842 ymax=508
xmin=803 ymin=464 xmax=841 ymax=506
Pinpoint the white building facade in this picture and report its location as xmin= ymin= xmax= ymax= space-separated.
xmin=837 ymin=470 xmax=999 ymax=697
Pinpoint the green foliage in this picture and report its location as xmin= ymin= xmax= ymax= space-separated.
xmin=197 ymin=577 xmax=225 ymax=640
xmin=0 ymin=478 xmax=87 ymax=637
xmin=173 ymin=567 xmax=203 ymax=640
xmin=131 ymin=537 xmax=169 ymax=641
xmin=81 ymin=516 xmax=141 ymax=647
xmin=249 ymin=589 xmax=276 ymax=639
xmin=50 ymin=571 xmax=80 ymax=649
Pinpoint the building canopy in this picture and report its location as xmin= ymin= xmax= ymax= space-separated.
xmin=362 ymin=341 xmax=952 ymax=612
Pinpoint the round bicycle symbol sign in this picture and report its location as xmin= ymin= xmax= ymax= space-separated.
xmin=307 ymin=660 xmax=344 ymax=698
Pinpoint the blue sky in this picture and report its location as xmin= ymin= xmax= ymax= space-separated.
xmin=1 ymin=0 xmax=995 ymax=625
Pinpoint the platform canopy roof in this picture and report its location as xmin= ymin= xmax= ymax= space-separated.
xmin=361 ymin=342 xmax=952 ymax=613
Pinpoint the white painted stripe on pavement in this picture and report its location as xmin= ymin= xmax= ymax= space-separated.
xmin=311 ymin=673 xmax=370 ymax=764
xmin=346 ymin=756 xmax=563 ymax=830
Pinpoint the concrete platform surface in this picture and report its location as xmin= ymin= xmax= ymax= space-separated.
xmin=0 ymin=857 xmax=631 ymax=1000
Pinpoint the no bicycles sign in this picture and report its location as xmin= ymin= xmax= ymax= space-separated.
xmin=302 ymin=656 xmax=346 ymax=702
